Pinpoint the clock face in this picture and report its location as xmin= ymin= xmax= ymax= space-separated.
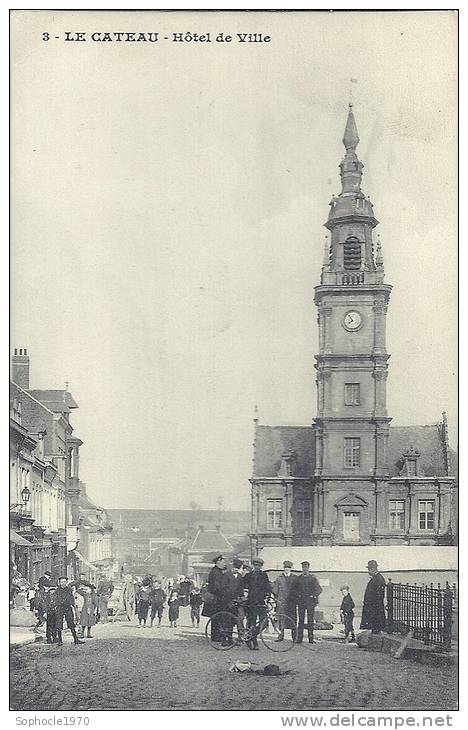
xmin=343 ymin=310 xmax=362 ymax=331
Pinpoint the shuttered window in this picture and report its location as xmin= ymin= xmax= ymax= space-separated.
xmin=344 ymin=237 xmax=361 ymax=270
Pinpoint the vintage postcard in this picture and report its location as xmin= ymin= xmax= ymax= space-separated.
xmin=9 ymin=8 xmax=458 ymax=720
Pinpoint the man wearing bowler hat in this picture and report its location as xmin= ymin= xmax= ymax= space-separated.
xmin=242 ymin=557 xmax=271 ymax=649
xmin=294 ymin=560 xmax=322 ymax=644
xmin=360 ymin=560 xmax=386 ymax=634
xmin=272 ymin=560 xmax=297 ymax=642
xmin=202 ymin=554 xmax=227 ymax=642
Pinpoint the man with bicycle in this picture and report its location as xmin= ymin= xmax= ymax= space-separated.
xmin=242 ymin=557 xmax=271 ymax=650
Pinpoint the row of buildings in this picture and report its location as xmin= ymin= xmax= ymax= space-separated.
xmin=109 ymin=508 xmax=250 ymax=585
xmin=10 ymin=349 xmax=114 ymax=588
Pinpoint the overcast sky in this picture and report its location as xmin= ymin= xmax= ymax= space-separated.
xmin=11 ymin=10 xmax=457 ymax=511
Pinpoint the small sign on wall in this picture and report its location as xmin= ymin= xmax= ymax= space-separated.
xmin=319 ymin=578 xmax=330 ymax=587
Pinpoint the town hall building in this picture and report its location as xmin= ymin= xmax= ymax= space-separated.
xmin=250 ymin=107 xmax=457 ymax=554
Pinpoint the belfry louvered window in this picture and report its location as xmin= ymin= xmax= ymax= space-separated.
xmin=343 ymin=237 xmax=361 ymax=270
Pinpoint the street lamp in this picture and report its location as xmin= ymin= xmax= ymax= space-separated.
xmin=10 ymin=485 xmax=31 ymax=510
xmin=21 ymin=485 xmax=31 ymax=505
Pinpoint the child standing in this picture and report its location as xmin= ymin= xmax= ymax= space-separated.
xmin=137 ymin=579 xmax=152 ymax=627
xmin=189 ymin=587 xmax=203 ymax=627
xmin=168 ymin=589 xmax=180 ymax=628
xmin=150 ymin=580 xmax=166 ymax=627
xmin=340 ymin=585 xmax=356 ymax=643
xmin=77 ymin=585 xmax=98 ymax=639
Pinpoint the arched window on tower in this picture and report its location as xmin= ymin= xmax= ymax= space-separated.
xmin=343 ymin=236 xmax=361 ymax=270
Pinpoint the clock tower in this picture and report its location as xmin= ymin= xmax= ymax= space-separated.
xmin=313 ymin=105 xmax=392 ymax=545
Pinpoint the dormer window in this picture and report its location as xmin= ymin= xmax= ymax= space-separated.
xmin=402 ymin=445 xmax=421 ymax=477
xmin=279 ymin=448 xmax=296 ymax=477
xmin=343 ymin=236 xmax=361 ymax=270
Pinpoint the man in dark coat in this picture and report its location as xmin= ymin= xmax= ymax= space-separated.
xmin=35 ymin=571 xmax=52 ymax=626
xmin=272 ymin=560 xmax=297 ymax=641
xmin=55 ymin=577 xmax=84 ymax=646
xmin=242 ymin=557 xmax=271 ymax=649
xmin=360 ymin=560 xmax=386 ymax=634
xmin=201 ymin=555 xmax=228 ymax=642
xmin=294 ymin=560 xmax=322 ymax=644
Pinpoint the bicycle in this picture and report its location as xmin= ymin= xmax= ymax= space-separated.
xmin=205 ymin=600 xmax=296 ymax=652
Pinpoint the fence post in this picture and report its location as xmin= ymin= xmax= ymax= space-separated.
xmin=443 ymin=587 xmax=453 ymax=651
xmin=386 ymin=578 xmax=394 ymax=633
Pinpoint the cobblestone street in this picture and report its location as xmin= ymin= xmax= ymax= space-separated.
xmin=10 ymin=606 xmax=457 ymax=712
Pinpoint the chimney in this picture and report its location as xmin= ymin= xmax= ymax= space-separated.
xmin=11 ymin=348 xmax=30 ymax=389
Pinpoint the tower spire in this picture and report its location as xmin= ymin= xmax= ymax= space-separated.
xmin=343 ymin=103 xmax=360 ymax=152
xmin=322 ymin=105 xmax=386 ymax=286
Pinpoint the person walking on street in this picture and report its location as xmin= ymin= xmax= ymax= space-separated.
xmin=294 ymin=561 xmax=322 ymax=644
xmin=339 ymin=585 xmax=356 ymax=642
xmin=150 ymin=580 xmax=166 ymax=627
xmin=242 ymin=557 xmax=271 ymax=650
xmin=272 ymin=560 xmax=297 ymax=642
xmin=137 ymin=579 xmax=152 ymax=627
xmin=55 ymin=577 xmax=84 ymax=646
xmin=189 ymin=587 xmax=203 ymax=627
xmin=360 ymin=560 xmax=386 ymax=634
xmin=77 ymin=585 xmax=98 ymax=639
xmin=96 ymin=575 xmax=114 ymax=624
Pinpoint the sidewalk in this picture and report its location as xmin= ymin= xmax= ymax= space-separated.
xmin=10 ymin=626 xmax=44 ymax=648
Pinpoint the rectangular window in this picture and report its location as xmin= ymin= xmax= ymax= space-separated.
xmin=344 ymin=437 xmax=360 ymax=468
xmin=267 ymin=499 xmax=283 ymax=529
xmin=418 ymin=500 xmax=435 ymax=530
xmin=345 ymin=383 xmax=361 ymax=406
xmin=389 ymin=500 xmax=405 ymax=530
xmin=343 ymin=512 xmax=360 ymax=540
xmin=295 ymin=500 xmax=312 ymax=531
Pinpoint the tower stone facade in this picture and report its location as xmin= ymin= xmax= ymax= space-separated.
xmin=250 ymin=107 xmax=456 ymax=554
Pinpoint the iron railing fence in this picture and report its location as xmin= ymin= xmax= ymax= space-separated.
xmin=386 ymin=579 xmax=457 ymax=651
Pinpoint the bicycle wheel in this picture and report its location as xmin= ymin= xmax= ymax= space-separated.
xmin=260 ymin=613 xmax=296 ymax=652
xmin=205 ymin=611 xmax=240 ymax=650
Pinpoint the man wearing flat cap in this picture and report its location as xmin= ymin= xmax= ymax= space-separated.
xmin=294 ymin=560 xmax=322 ymax=644
xmin=360 ymin=560 xmax=386 ymax=634
xmin=272 ymin=560 xmax=297 ymax=642
xmin=242 ymin=557 xmax=271 ymax=649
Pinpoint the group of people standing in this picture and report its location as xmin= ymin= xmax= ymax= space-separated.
xmin=27 ymin=557 xmax=387 ymax=648
xmin=202 ymin=555 xmax=323 ymax=648
xmin=202 ymin=554 xmax=387 ymax=649
xmin=30 ymin=572 xmax=115 ymax=646
xmin=120 ymin=574 xmax=204 ymax=629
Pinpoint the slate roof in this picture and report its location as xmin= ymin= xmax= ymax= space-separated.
xmin=253 ymin=423 xmax=456 ymax=479
xmin=29 ymin=390 xmax=78 ymax=414
xmin=253 ymin=426 xmax=315 ymax=478
xmin=386 ymin=425 xmax=449 ymax=478
xmin=188 ymin=528 xmax=234 ymax=554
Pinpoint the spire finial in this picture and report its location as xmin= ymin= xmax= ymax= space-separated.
xmin=343 ymin=104 xmax=360 ymax=152
xmin=253 ymin=404 xmax=259 ymax=424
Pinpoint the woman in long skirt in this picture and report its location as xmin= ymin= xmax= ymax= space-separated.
xmin=168 ymin=590 xmax=180 ymax=628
